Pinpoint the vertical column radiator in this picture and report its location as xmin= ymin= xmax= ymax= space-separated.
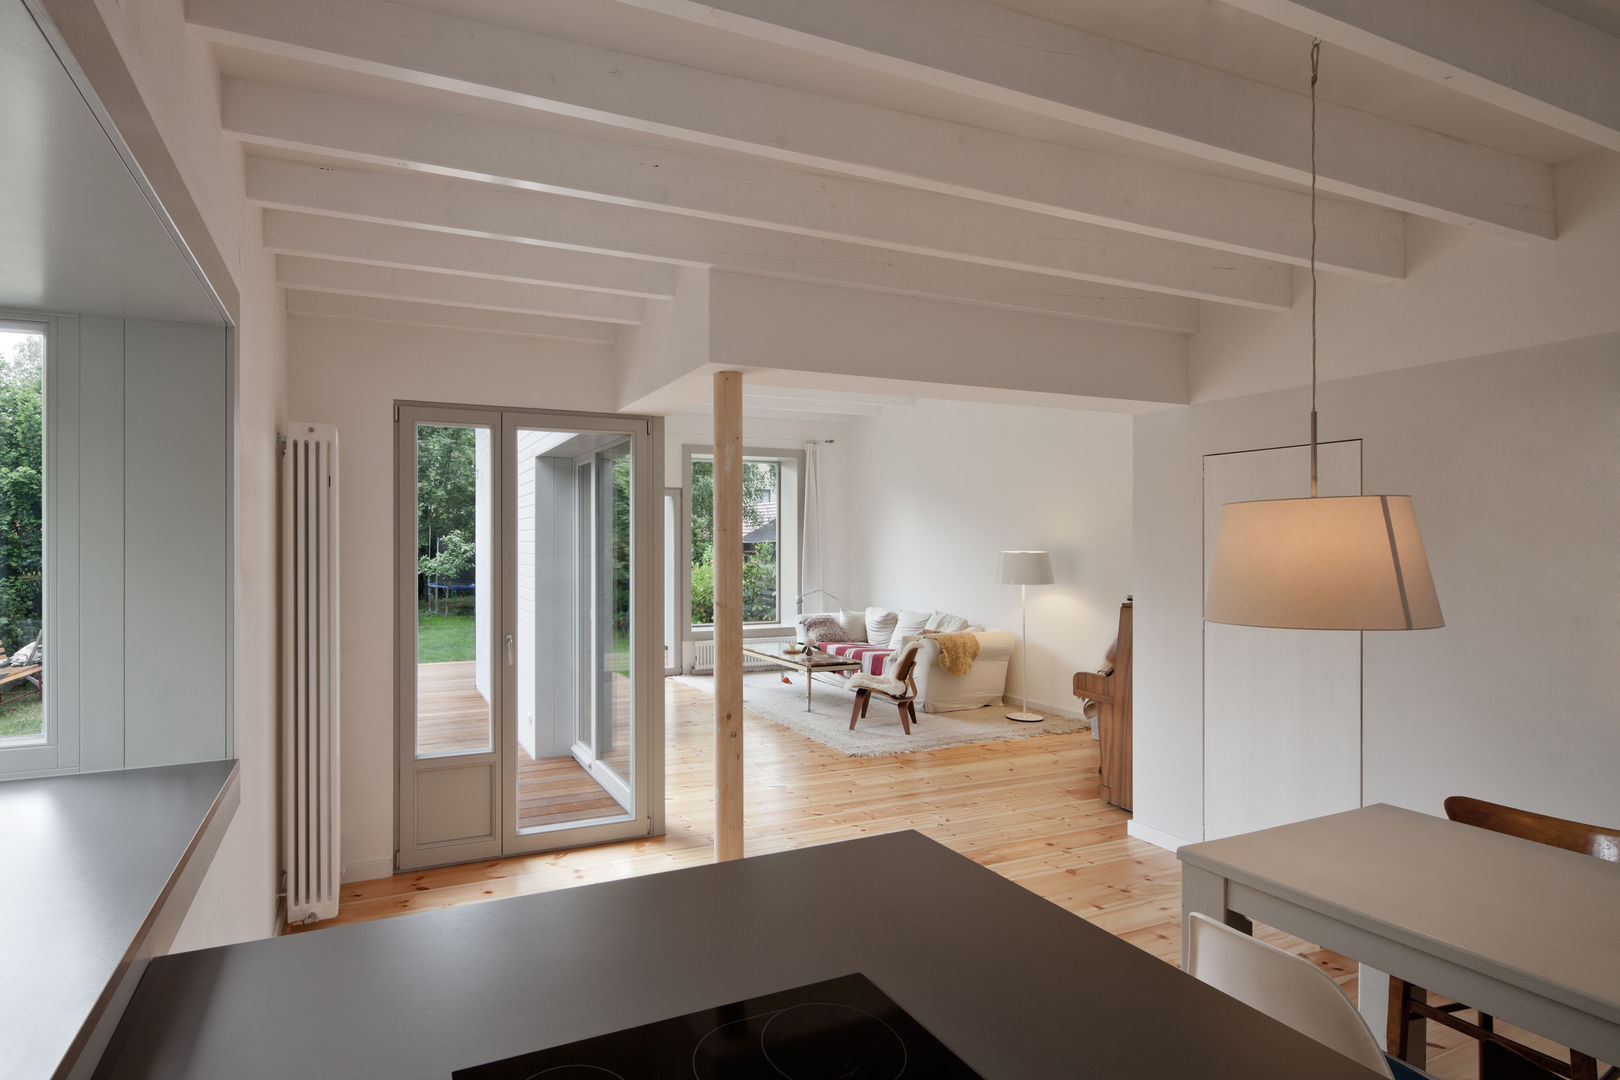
xmin=282 ymin=423 xmax=341 ymax=924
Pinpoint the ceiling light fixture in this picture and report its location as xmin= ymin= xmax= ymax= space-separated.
xmin=1204 ymin=41 xmax=1443 ymax=632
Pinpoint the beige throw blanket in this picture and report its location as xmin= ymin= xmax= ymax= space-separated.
xmin=922 ymin=630 xmax=980 ymax=676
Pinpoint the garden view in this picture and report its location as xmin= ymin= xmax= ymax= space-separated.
xmin=0 ymin=328 xmax=44 ymax=741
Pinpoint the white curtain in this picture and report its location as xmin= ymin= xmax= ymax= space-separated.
xmin=800 ymin=441 xmax=825 ymax=615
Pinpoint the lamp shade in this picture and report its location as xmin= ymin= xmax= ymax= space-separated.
xmin=996 ymin=550 xmax=1053 ymax=586
xmin=1205 ymin=495 xmax=1442 ymax=630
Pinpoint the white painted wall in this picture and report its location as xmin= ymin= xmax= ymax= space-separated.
xmin=72 ymin=0 xmax=289 ymax=949
xmin=1132 ymin=336 xmax=1620 ymax=849
xmin=285 ymin=315 xmax=618 ymax=881
xmin=708 ymin=271 xmax=1188 ymax=406
xmin=841 ymin=398 xmax=1134 ymax=717
xmin=1188 ymin=152 xmax=1620 ymax=404
xmin=168 ymin=206 xmax=285 ymax=952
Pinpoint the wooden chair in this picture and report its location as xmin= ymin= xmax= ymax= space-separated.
xmin=847 ymin=638 xmax=923 ymax=735
xmin=1389 ymin=798 xmax=1620 ymax=1080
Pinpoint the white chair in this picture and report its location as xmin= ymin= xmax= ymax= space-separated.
xmin=1187 ymin=912 xmax=1394 ymax=1078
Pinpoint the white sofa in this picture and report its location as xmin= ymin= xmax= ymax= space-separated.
xmin=797 ymin=607 xmax=1013 ymax=713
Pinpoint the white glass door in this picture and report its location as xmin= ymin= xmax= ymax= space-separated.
xmin=399 ymin=406 xmax=659 ymax=869
xmin=502 ymin=413 xmax=654 ymax=854
xmin=397 ymin=405 xmax=503 ymax=870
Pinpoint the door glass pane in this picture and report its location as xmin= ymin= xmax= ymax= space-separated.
xmin=414 ymin=423 xmax=494 ymax=757
xmin=663 ymin=493 xmax=677 ymax=672
xmin=514 ymin=427 xmax=633 ymax=833
xmin=0 ymin=327 xmax=44 ymax=746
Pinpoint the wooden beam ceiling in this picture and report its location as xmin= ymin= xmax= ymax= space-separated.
xmin=245 ymin=158 xmax=1208 ymax=330
xmin=1221 ymin=0 xmax=1620 ymax=154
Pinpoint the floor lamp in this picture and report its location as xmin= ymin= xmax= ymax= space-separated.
xmin=997 ymin=550 xmax=1053 ymax=723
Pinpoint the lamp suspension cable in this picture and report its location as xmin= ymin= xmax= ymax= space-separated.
xmin=1309 ymin=38 xmax=1320 ymax=498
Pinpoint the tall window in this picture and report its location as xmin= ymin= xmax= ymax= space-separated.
xmin=689 ymin=456 xmax=785 ymax=626
xmin=0 ymin=325 xmax=44 ymax=746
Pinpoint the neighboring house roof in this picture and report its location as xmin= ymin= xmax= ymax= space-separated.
xmin=743 ymin=520 xmax=777 ymax=545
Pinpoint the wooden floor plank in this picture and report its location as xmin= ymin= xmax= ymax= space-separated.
xmin=298 ymin=678 xmax=1590 ymax=1078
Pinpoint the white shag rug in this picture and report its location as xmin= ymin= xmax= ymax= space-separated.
xmin=675 ymin=671 xmax=1087 ymax=758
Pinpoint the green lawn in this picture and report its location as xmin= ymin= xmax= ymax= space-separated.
xmin=0 ymin=696 xmax=43 ymax=740
xmin=415 ymin=605 xmax=631 ymax=671
xmin=418 ymin=608 xmax=476 ymax=663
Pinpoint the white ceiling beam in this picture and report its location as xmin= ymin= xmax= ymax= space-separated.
xmin=611 ymin=0 xmax=1555 ymax=240
xmin=263 ymin=211 xmax=678 ymax=299
xmin=1222 ymin=0 xmax=1620 ymax=153
xmin=244 ymin=158 xmax=1208 ymax=330
xmin=274 ymin=256 xmax=644 ymax=323
xmin=225 ymin=80 xmax=1316 ymax=299
xmin=187 ymin=0 xmax=1402 ymax=278
xmin=284 ymin=290 xmax=618 ymax=343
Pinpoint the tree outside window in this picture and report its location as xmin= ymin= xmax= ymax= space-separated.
xmin=0 ymin=329 xmax=44 ymax=741
xmin=690 ymin=458 xmax=779 ymax=624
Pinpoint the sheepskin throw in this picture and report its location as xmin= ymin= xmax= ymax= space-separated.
xmin=923 ymin=630 xmax=980 ymax=676
xmin=798 ymin=614 xmax=848 ymax=647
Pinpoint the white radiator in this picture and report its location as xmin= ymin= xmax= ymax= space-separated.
xmin=693 ymin=634 xmax=796 ymax=675
xmin=282 ymin=423 xmax=341 ymax=925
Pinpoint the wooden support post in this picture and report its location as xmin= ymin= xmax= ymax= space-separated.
xmin=713 ymin=370 xmax=744 ymax=862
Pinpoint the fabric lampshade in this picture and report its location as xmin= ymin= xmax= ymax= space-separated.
xmin=1205 ymin=495 xmax=1442 ymax=631
xmin=996 ymin=550 xmax=1053 ymax=586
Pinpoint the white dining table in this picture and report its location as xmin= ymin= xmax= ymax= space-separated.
xmin=1178 ymin=803 xmax=1620 ymax=1070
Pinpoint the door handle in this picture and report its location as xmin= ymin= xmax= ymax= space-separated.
xmin=505 ymin=634 xmax=514 ymax=666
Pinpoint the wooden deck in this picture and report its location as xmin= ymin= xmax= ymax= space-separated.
xmin=314 ymin=676 xmax=1574 ymax=1078
xmin=416 ymin=661 xmax=624 ymax=830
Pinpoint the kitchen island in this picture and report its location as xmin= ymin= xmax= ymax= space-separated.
xmin=97 ymin=829 xmax=1383 ymax=1078
xmin=0 ymin=760 xmax=238 ymax=1080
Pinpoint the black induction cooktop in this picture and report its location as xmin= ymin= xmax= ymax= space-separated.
xmin=452 ymin=972 xmax=985 ymax=1079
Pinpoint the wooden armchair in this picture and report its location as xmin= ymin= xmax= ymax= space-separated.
xmin=1389 ymin=797 xmax=1620 ymax=1080
xmin=1074 ymin=599 xmax=1132 ymax=811
xmin=848 ymin=638 xmax=924 ymax=735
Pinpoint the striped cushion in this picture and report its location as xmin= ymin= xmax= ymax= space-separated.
xmin=818 ymin=641 xmax=895 ymax=676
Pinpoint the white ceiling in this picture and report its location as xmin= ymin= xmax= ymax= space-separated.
xmin=170 ymin=0 xmax=1619 ymax=362
xmin=0 ymin=0 xmax=223 ymax=325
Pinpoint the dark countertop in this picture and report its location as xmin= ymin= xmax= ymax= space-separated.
xmin=99 ymin=829 xmax=1382 ymax=1079
xmin=0 ymin=760 xmax=239 ymax=1080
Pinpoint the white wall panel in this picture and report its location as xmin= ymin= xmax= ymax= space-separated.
xmin=122 ymin=318 xmax=229 ymax=768
xmin=1202 ymin=442 xmax=1361 ymax=840
xmin=77 ymin=316 xmax=126 ymax=773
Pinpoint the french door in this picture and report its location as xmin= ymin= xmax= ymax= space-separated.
xmin=396 ymin=404 xmax=662 ymax=870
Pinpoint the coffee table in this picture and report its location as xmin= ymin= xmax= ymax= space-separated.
xmin=740 ymin=642 xmax=860 ymax=710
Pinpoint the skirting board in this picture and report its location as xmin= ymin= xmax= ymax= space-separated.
xmin=1126 ymin=819 xmax=1196 ymax=853
xmin=342 ymin=857 xmax=395 ymax=883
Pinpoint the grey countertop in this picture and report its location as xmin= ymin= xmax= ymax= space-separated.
xmin=99 ymin=829 xmax=1382 ymax=1079
xmin=0 ymin=760 xmax=239 ymax=1080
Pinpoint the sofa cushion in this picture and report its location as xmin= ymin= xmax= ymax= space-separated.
xmin=799 ymin=614 xmax=848 ymax=647
xmin=888 ymin=610 xmax=930 ymax=648
xmin=925 ymin=610 xmax=970 ymax=633
xmin=864 ymin=607 xmax=898 ymax=648
xmin=837 ymin=609 xmax=867 ymax=637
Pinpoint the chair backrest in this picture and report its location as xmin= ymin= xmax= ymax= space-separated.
xmin=887 ymin=638 xmax=923 ymax=687
xmin=1444 ymin=796 xmax=1620 ymax=863
xmin=1186 ymin=913 xmax=1393 ymax=1078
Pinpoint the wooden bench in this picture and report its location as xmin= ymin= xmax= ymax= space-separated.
xmin=0 ymin=645 xmax=43 ymax=706
xmin=1074 ymin=598 xmax=1132 ymax=812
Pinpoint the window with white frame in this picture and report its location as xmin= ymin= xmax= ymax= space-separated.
xmin=0 ymin=322 xmax=46 ymax=749
xmin=687 ymin=449 xmax=801 ymax=629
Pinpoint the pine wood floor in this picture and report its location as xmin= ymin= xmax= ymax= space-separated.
xmin=300 ymin=677 xmax=1574 ymax=1078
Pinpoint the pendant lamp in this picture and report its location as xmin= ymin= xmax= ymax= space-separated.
xmin=1204 ymin=42 xmax=1443 ymax=632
